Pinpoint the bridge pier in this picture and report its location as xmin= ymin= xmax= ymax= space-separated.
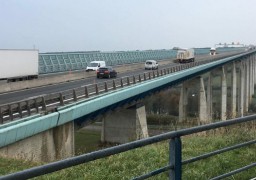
xmin=221 ymin=66 xmax=227 ymax=120
xmin=245 ymin=61 xmax=250 ymax=112
xmin=199 ymin=77 xmax=208 ymax=123
xmin=231 ymin=62 xmax=237 ymax=118
xmin=179 ymin=82 xmax=188 ymax=122
xmin=0 ymin=121 xmax=74 ymax=162
xmin=101 ymin=103 xmax=149 ymax=144
xmin=207 ymin=73 xmax=213 ymax=121
xmin=238 ymin=61 xmax=245 ymax=117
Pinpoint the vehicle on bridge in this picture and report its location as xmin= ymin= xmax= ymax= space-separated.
xmin=96 ymin=66 xmax=117 ymax=78
xmin=210 ymin=47 xmax=216 ymax=55
xmin=144 ymin=60 xmax=158 ymax=70
xmin=0 ymin=49 xmax=39 ymax=82
xmin=86 ymin=61 xmax=106 ymax=71
xmin=176 ymin=48 xmax=195 ymax=63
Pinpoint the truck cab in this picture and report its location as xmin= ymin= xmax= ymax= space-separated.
xmin=86 ymin=61 xmax=106 ymax=71
xmin=210 ymin=47 xmax=216 ymax=55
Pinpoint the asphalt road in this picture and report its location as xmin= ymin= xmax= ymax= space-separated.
xmin=0 ymin=52 xmax=242 ymax=105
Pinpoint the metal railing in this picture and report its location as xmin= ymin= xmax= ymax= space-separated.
xmin=0 ymin=60 xmax=209 ymax=124
xmin=0 ymin=114 xmax=255 ymax=179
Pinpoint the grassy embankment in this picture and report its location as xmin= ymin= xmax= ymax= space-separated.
xmin=0 ymin=122 xmax=255 ymax=180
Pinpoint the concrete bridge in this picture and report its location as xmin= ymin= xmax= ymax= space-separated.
xmin=0 ymin=49 xmax=255 ymax=162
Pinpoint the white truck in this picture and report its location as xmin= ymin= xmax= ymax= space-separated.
xmin=176 ymin=48 xmax=195 ymax=63
xmin=0 ymin=49 xmax=39 ymax=82
xmin=86 ymin=61 xmax=106 ymax=72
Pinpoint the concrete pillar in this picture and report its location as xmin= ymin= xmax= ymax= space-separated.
xmin=101 ymin=103 xmax=149 ymax=144
xmin=245 ymin=60 xmax=249 ymax=112
xmin=207 ymin=73 xmax=212 ymax=121
xmin=254 ymin=55 xmax=256 ymax=84
xmin=231 ymin=62 xmax=237 ymax=118
xmin=221 ymin=66 xmax=227 ymax=120
xmin=238 ymin=62 xmax=245 ymax=117
xmin=0 ymin=121 xmax=74 ymax=162
xmin=198 ymin=77 xmax=208 ymax=123
xmin=250 ymin=57 xmax=255 ymax=96
xmin=252 ymin=58 xmax=255 ymax=95
xmin=179 ymin=82 xmax=188 ymax=122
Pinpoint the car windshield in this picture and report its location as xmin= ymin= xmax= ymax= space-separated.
xmin=146 ymin=62 xmax=152 ymax=65
xmin=90 ymin=63 xmax=99 ymax=67
xmin=99 ymin=68 xmax=108 ymax=71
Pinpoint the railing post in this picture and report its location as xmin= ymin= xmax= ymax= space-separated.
xmin=59 ymin=93 xmax=64 ymax=106
xmin=169 ymin=137 xmax=182 ymax=180
xmin=42 ymin=96 xmax=47 ymax=111
xmin=127 ymin=77 xmax=130 ymax=86
xmin=157 ymin=70 xmax=159 ymax=77
xmin=164 ymin=69 xmax=166 ymax=75
xmin=120 ymin=78 xmax=123 ymax=87
xmin=168 ymin=68 xmax=170 ymax=74
xmin=104 ymin=82 xmax=108 ymax=92
xmin=160 ymin=69 xmax=163 ymax=76
xmin=133 ymin=76 xmax=136 ymax=84
xmin=85 ymin=86 xmax=89 ymax=98
xmin=18 ymin=102 xmax=23 ymax=118
xmin=26 ymin=101 xmax=31 ymax=116
xmin=148 ymin=72 xmax=151 ymax=79
xmin=153 ymin=71 xmax=155 ymax=78
xmin=139 ymin=74 xmax=142 ymax=82
xmin=73 ymin=89 xmax=77 ymax=101
xmin=144 ymin=73 xmax=146 ymax=81
xmin=34 ymin=99 xmax=39 ymax=113
xmin=113 ymin=80 xmax=116 ymax=90
xmin=8 ymin=104 xmax=13 ymax=121
xmin=0 ymin=107 xmax=3 ymax=124
xmin=95 ymin=84 xmax=99 ymax=95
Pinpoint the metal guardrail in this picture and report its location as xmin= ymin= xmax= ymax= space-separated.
xmin=0 ymin=60 xmax=212 ymax=124
xmin=0 ymin=114 xmax=255 ymax=179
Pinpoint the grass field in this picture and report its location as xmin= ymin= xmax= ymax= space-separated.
xmin=0 ymin=123 xmax=255 ymax=179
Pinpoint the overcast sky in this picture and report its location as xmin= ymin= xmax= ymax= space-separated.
xmin=1 ymin=0 xmax=255 ymax=53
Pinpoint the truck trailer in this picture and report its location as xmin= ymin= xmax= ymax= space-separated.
xmin=176 ymin=48 xmax=195 ymax=63
xmin=0 ymin=49 xmax=39 ymax=82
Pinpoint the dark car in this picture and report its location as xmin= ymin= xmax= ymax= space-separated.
xmin=96 ymin=66 xmax=117 ymax=78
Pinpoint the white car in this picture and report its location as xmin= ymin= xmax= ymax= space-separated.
xmin=145 ymin=60 xmax=158 ymax=70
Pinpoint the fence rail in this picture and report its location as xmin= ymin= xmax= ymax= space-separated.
xmin=0 ymin=113 xmax=255 ymax=179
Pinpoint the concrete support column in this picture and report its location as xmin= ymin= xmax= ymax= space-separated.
xmin=254 ymin=55 xmax=256 ymax=84
xmin=231 ymin=62 xmax=237 ymax=118
xmin=179 ymin=82 xmax=188 ymax=122
xmin=245 ymin=60 xmax=250 ymax=112
xmin=238 ymin=62 xmax=245 ymax=117
xmin=101 ymin=103 xmax=149 ymax=144
xmin=252 ymin=58 xmax=255 ymax=95
xmin=250 ymin=57 xmax=255 ymax=96
xmin=198 ymin=77 xmax=208 ymax=123
xmin=207 ymin=73 xmax=212 ymax=121
xmin=221 ymin=66 xmax=227 ymax=120
xmin=0 ymin=121 xmax=75 ymax=162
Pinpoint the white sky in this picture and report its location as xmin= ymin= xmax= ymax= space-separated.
xmin=0 ymin=0 xmax=255 ymax=53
